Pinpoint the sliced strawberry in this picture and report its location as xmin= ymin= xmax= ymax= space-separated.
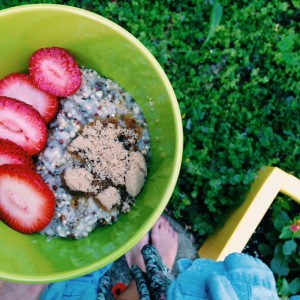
xmin=0 ymin=96 xmax=48 ymax=155
xmin=0 ymin=73 xmax=58 ymax=123
xmin=0 ymin=164 xmax=55 ymax=234
xmin=0 ymin=138 xmax=35 ymax=169
xmin=29 ymin=47 xmax=82 ymax=97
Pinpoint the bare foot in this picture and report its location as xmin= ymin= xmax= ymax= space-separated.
xmin=125 ymin=233 xmax=149 ymax=272
xmin=151 ymin=216 xmax=178 ymax=270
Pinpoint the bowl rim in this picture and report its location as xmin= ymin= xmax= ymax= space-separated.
xmin=0 ymin=3 xmax=183 ymax=283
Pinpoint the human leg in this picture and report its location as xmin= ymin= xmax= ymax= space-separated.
xmin=117 ymin=216 xmax=178 ymax=300
xmin=117 ymin=233 xmax=149 ymax=300
xmin=151 ymin=216 xmax=178 ymax=270
xmin=125 ymin=232 xmax=149 ymax=272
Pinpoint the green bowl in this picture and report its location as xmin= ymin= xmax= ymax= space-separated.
xmin=0 ymin=4 xmax=183 ymax=283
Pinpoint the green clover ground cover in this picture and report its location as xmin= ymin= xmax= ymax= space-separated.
xmin=1 ymin=0 xmax=299 ymax=297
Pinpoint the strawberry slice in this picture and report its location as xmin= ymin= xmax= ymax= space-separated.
xmin=0 ymin=164 xmax=55 ymax=234
xmin=0 ymin=73 xmax=58 ymax=123
xmin=29 ymin=47 xmax=82 ymax=97
xmin=0 ymin=96 xmax=48 ymax=155
xmin=0 ymin=138 xmax=35 ymax=169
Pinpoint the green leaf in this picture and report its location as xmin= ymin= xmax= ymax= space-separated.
xmin=258 ymin=243 xmax=272 ymax=256
xmin=290 ymin=278 xmax=300 ymax=294
xmin=278 ymin=35 xmax=295 ymax=52
xmin=279 ymin=226 xmax=294 ymax=239
xmin=280 ymin=278 xmax=290 ymax=297
xmin=202 ymin=0 xmax=223 ymax=48
xmin=282 ymin=239 xmax=297 ymax=255
xmin=292 ymin=0 xmax=300 ymax=8
xmin=271 ymin=255 xmax=290 ymax=276
xmin=274 ymin=212 xmax=291 ymax=232
xmin=281 ymin=52 xmax=299 ymax=66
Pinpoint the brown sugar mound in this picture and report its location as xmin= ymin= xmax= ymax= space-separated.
xmin=96 ymin=186 xmax=121 ymax=211
xmin=125 ymin=151 xmax=148 ymax=197
xmin=63 ymin=168 xmax=94 ymax=193
xmin=63 ymin=118 xmax=148 ymax=211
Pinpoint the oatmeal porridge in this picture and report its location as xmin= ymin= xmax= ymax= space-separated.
xmin=36 ymin=67 xmax=150 ymax=239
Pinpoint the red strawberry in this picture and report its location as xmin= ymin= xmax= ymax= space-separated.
xmin=0 ymin=73 xmax=58 ymax=123
xmin=0 ymin=138 xmax=35 ymax=169
xmin=0 ymin=164 xmax=55 ymax=234
xmin=0 ymin=96 xmax=48 ymax=155
xmin=29 ymin=47 xmax=82 ymax=97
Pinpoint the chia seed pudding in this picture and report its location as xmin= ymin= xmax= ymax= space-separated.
xmin=36 ymin=67 xmax=151 ymax=239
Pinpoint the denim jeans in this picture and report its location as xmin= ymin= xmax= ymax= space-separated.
xmin=40 ymin=252 xmax=298 ymax=300
xmin=167 ymin=252 xmax=279 ymax=300
xmin=40 ymin=263 xmax=112 ymax=300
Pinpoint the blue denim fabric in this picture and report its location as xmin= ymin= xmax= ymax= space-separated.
xmin=40 ymin=263 xmax=112 ymax=300
xmin=167 ymin=253 xmax=279 ymax=300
